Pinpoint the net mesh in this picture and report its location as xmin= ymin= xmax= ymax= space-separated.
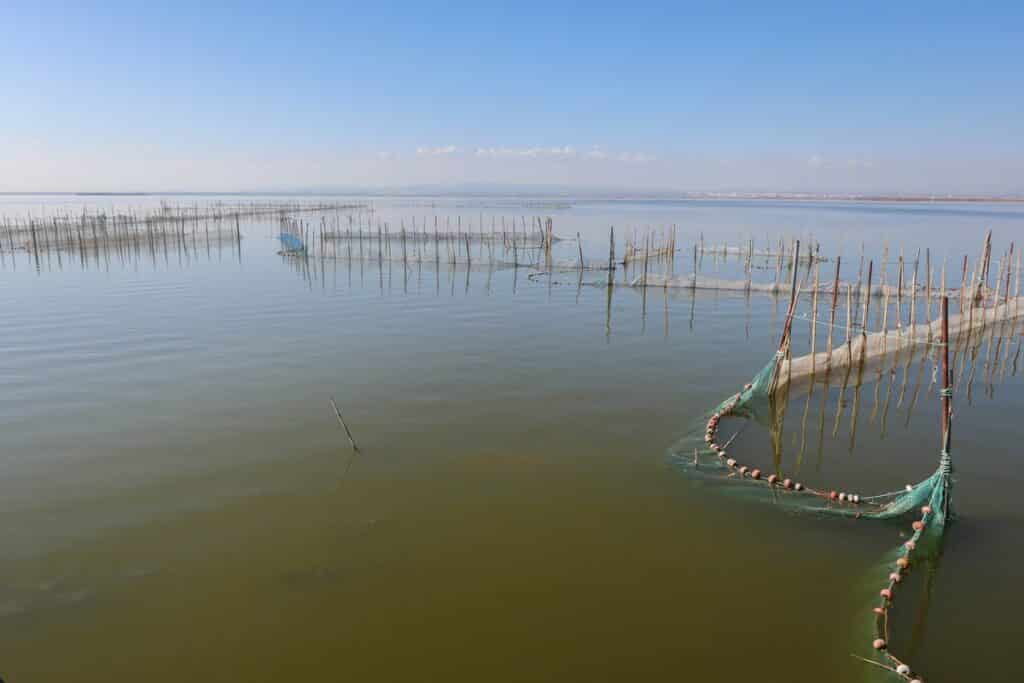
xmin=278 ymin=232 xmax=306 ymax=253
xmin=673 ymin=353 xmax=953 ymax=681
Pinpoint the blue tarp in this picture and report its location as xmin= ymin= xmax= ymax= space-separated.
xmin=279 ymin=232 xmax=305 ymax=253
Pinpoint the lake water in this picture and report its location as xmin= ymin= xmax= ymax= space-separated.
xmin=1 ymin=195 xmax=1022 ymax=682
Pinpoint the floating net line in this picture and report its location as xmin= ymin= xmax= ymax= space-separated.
xmin=670 ymin=240 xmax=962 ymax=681
xmin=672 ymin=353 xmax=951 ymax=682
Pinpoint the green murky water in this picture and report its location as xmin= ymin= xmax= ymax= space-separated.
xmin=1 ymin=196 xmax=1022 ymax=682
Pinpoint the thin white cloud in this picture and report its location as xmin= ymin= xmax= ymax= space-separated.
xmin=416 ymin=145 xmax=458 ymax=156
xmin=471 ymin=145 xmax=654 ymax=163
xmin=474 ymin=146 xmax=577 ymax=159
xmin=615 ymin=152 xmax=656 ymax=163
xmin=808 ymin=154 xmax=875 ymax=170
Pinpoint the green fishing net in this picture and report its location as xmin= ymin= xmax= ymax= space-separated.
xmin=673 ymin=354 xmax=953 ymax=682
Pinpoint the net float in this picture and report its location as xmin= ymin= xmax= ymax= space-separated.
xmin=838 ymin=493 xmax=847 ymax=502
xmin=783 ymin=478 xmax=793 ymax=489
xmin=726 ymin=458 xmax=736 ymax=467
xmin=889 ymin=572 xmax=902 ymax=583
xmin=896 ymin=557 xmax=910 ymax=569
xmin=873 ymin=639 xmax=887 ymax=650
xmin=912 ymin=521 xmax=926 ymax=532
xmin=921 ymin=505 xmax=932 ymax=515
xmin=896 ymin=664 xmax=911 ymax=675
xmin=829 ymin=490 xmax=838 ymax=501
xmin=880 ymin=588 xmax=893 ymax=600
xmin=739 ymin=466 xmax=748 ymax=475
xmin=750 ymin=469 xmax=761 ymax=479
xmin=872 ymin=607 xmax=885 ymax=615
xmin=904 ymin=540 xmax=916 ymax=551
xmin=794 ymin=483 xmax=804 ymax=491
xmin=851 ymin=494 xmax=860 ymax=504
xmin=767 ymin=474 xmax=778 ymax=485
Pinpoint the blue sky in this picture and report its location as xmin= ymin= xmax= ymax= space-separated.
xmin=1 ymin=2 xmax=1022 ymax=193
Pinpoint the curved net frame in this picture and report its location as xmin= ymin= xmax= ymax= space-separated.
xmin=671 ymin=290 xmax=955 ymax=682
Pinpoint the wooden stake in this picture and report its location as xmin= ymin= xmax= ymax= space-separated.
xmin=909 ymin=256 xmax=918 ymax=331
xmin=959 ymin=254 xmax=968 ymax=315
xmin=825 ymin=256 xmax=841 ymax=368
xmin=607 ymin=226 xmax=615 ymax=287
xmin=810 ymin=261 xmax=820 ymax=374
xmin=896 ymin=253 xmax=904 ymax=330
xmin=925 ymin=248 xmax=932 ymax=328
xmin=862 ymin=260 xmax=873 ymax=338
xmin=642 ymin=233 xmax=650 ymax=288
xmin=940 ymin=296 xmax=951 ymax=476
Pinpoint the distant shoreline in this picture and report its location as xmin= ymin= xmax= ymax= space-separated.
xmin=0 ymin=190 xmax=1022 ymax=204
xmin=681 ymin=193 xmax=1024 ymax=203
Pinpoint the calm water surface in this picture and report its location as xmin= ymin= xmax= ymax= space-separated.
xmin=1 ymin=196 xmax=1022 ymax=682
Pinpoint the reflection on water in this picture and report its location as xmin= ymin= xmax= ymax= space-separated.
xmin=0 ymin=195 xmax=1022 ymax=682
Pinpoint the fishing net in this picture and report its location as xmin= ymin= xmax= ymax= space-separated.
xmin=278 ymin=232 xmax=306 ymax=253
xmin=672 ymin=351 xmax=953 ymax=682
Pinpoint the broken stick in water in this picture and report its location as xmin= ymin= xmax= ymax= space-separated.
xmin=329 ymin=396 xmax=361 ymax=453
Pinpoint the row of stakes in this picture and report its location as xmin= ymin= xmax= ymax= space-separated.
xmin=704 ymin=386 xmax=929 ymax=683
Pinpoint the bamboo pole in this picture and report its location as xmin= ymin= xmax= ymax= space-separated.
xmin=859 ymin=260 xmax=872 ymax=334
xmin=909 ymin=257 xmax=918 ymax=330
xmin=778 ymin=241 xmax=802 ymax=352
xmin=607 ymin=227 xmax=615 ymax=287
xmin=642 ymin=233 xmax=650 ymax=288
xmin=940 ymin=296 xmax=951 ymax=496
xmin=955 ymin=254 xmax=966 ymax=315
xmin=810 ymin=261 xmax=820 ymax=375
xmin=925 ymin=248 xmax=932 ymax=327
xmin=896 ymin=253 xmax=904 ymax=330
xmin=980 ymin=229 xmax=993 ymax=296
xmin=846 ymin=282 xmax=853 ymax=347
xmin=825 ymin=256 xmax=841 ymax=369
